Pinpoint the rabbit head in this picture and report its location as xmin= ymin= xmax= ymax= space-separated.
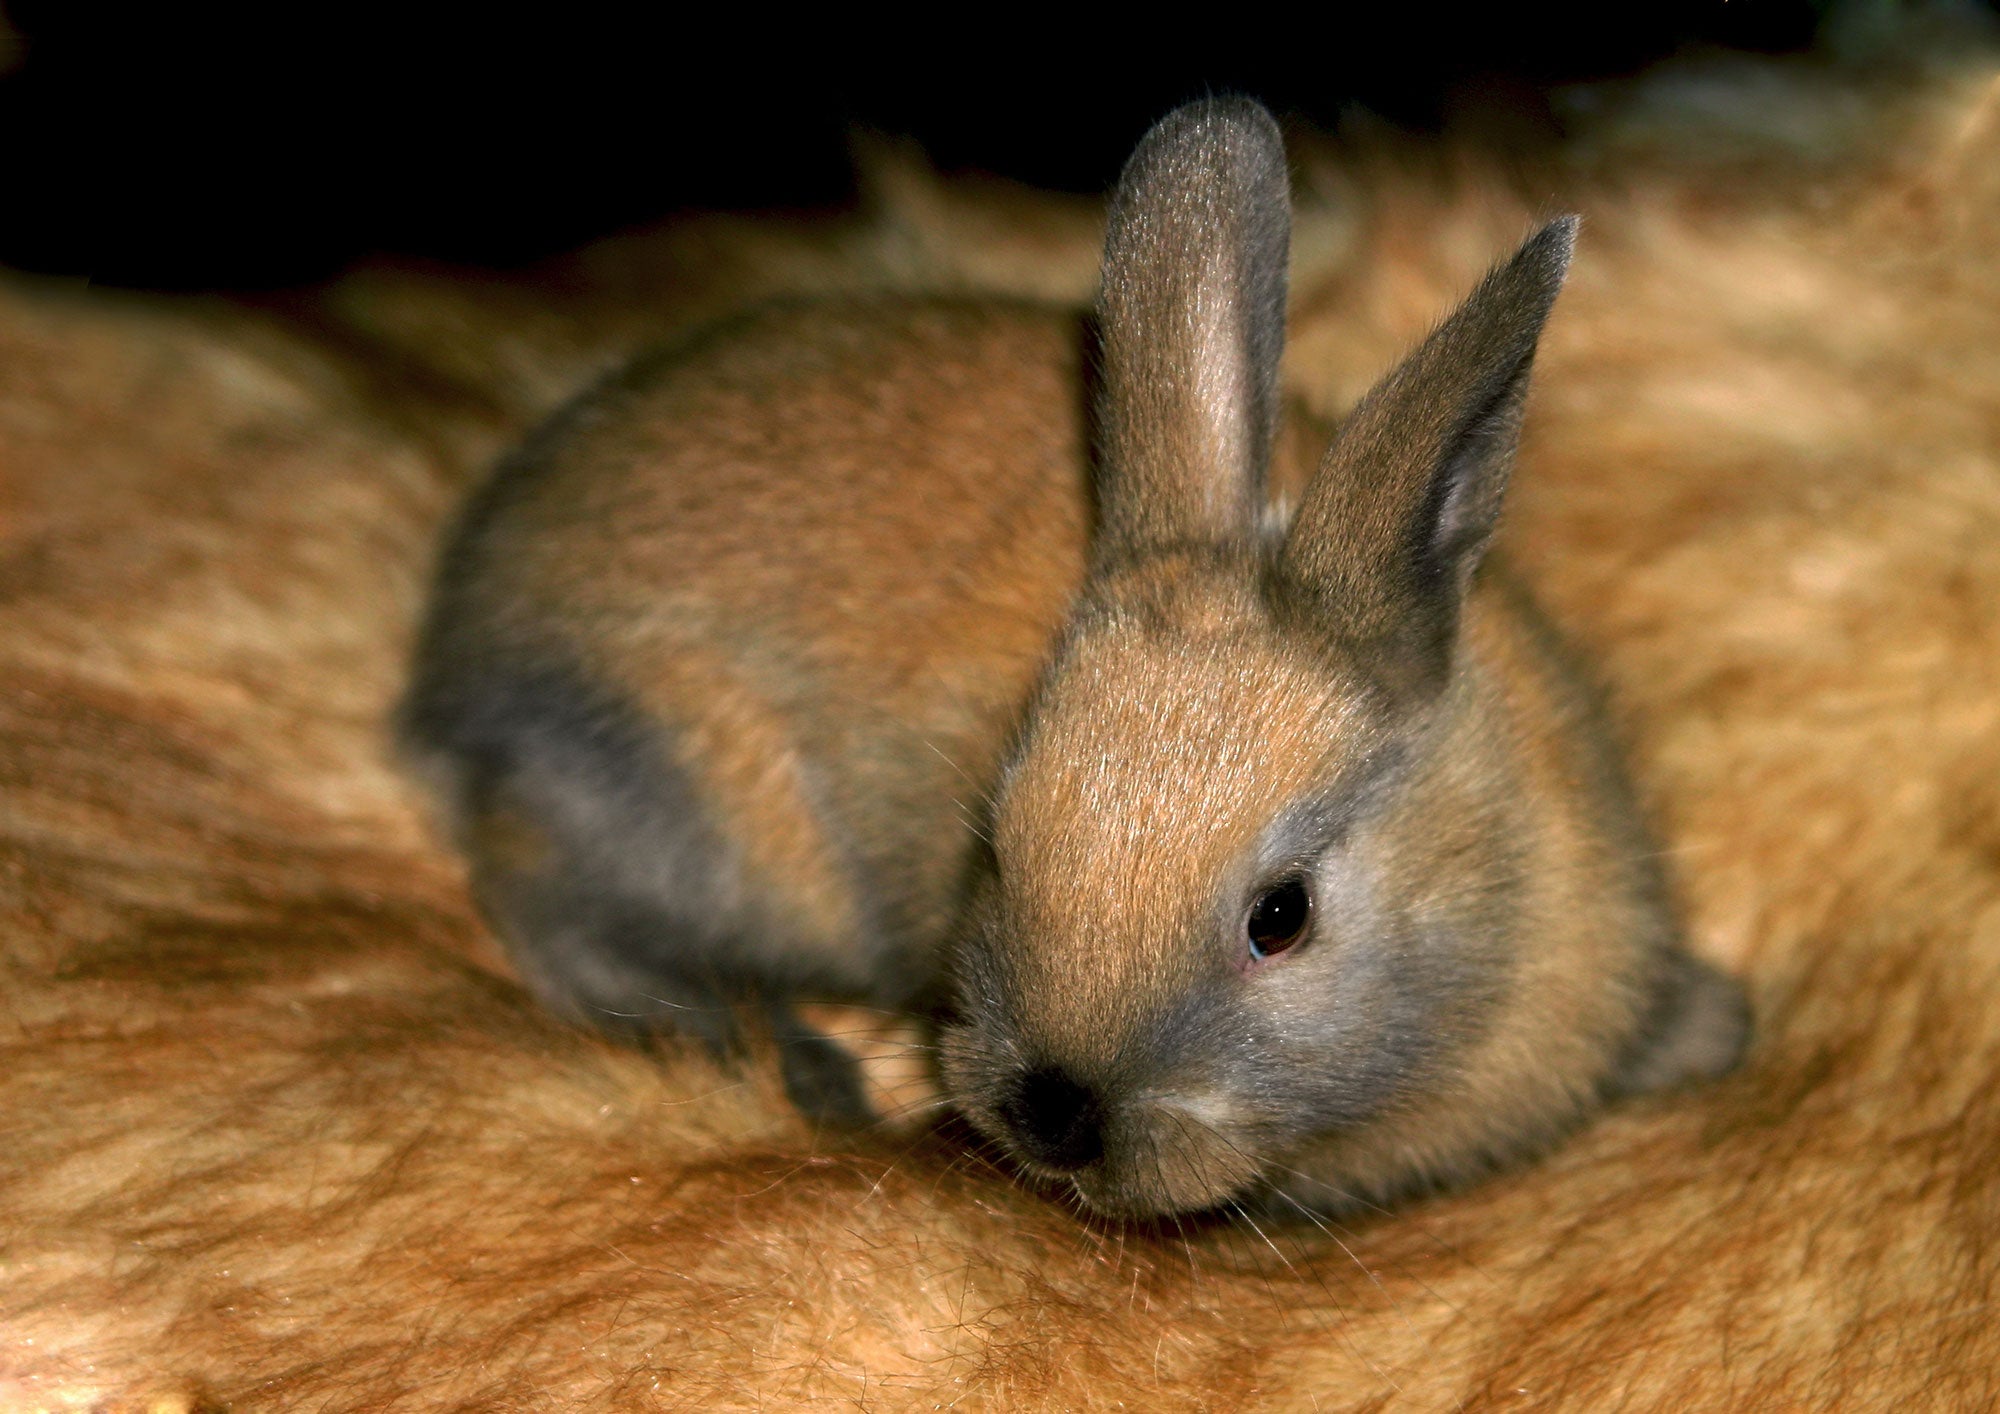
xmin=940 ymin=99 xmax=1747 ymax=1219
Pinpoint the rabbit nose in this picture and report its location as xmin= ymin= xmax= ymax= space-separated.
xmin=999 ymin=1065 xmax=1105 ymax=1172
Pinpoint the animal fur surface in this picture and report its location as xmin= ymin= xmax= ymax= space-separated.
xmin=5 ymin=28 xmax=2000 ymax=1411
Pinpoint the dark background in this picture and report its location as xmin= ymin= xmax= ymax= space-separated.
xmin=0 ymin=1 xmax=1925 ymax=291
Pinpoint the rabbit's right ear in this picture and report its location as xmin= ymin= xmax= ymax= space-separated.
xmin=1093 ymin=98 xmax=1291 ymax=562
xmin=1280 ymin=219 xmax=1576 ymax=697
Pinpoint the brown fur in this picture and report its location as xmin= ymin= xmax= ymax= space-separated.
xmin=410 ymin=302 xmax=1089 ymax=995
xmin=6 ymin=31 xmax=2000 ymax=1410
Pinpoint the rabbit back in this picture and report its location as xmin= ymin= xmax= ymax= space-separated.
xmin=402 ymin=301 xmax=1091 ymax=1095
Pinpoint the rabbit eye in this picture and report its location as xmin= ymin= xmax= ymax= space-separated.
xmin=1246 ymin=877 xmax=1312 ymax=960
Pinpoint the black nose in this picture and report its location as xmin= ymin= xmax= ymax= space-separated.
xmin=998 ymin=1065 xmax=1104 ymax=1172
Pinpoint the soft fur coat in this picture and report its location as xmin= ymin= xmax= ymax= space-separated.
xmin=5 ymin=32 xmax=2000 ymax=1411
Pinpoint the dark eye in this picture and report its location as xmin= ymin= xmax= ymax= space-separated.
xmin=1246 ymin=876 xmax=1312 ymax=960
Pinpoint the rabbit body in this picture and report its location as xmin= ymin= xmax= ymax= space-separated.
xmin=402 ymin=303 xmax=1096 ymax=1114
xmin=405 ymin=98 xmax=1747 ymax=1213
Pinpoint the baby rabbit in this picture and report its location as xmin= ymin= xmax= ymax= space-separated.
xmin=402 ymin=97 xmax=1749 ymax=1216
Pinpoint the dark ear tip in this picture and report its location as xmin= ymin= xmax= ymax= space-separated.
xmin=1517 ymin=215 xmax=1581 ymax=290
xmin=1541 ymin=213 xmax=1583 ymax=247
xmin=1201 ymin=94 xmax=1283 ymax=138
xmin=1134 ymin=95 xmax=1283 ymax=166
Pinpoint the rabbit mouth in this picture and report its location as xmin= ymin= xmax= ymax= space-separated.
xmin=938 ymin=1015 xmax=1270 ymax=1218
xmin=990 ymin=1080 xmax=1270 ymax=1220
xmin=1058 ymin=1103 xmax=1268 ymax=1219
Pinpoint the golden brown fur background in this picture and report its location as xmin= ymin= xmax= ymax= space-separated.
xmin=6 ymin=28 xmax=2000 ymax=1410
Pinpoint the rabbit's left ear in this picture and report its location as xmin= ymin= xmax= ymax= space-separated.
xmin=1092 ymin=97 xmax=1291 ymax=562
xmin=1280 ymin=218 xmax=1576 ymax=693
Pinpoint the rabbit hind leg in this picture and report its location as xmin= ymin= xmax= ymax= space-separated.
xmin=417 ymin=664 xmax=886 ymax=1124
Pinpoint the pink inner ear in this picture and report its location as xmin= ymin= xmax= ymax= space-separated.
xmin=1425 ymin=376 xmax=1534 ymax=574
xmin=1188 ymin=257 xmax=1261 ymax=504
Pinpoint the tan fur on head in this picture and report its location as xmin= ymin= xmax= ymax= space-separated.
xmin=7 ymin=25 xmax=2000 ymax=1409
